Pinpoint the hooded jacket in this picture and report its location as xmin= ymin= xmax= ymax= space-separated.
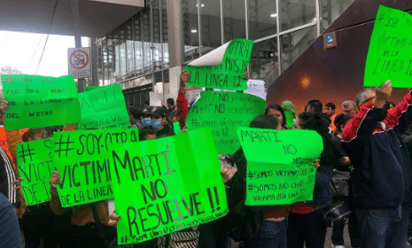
xmin=342 ymin=91 xmax=412 ymax=208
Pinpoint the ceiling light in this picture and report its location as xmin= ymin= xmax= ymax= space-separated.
xmin=270 ymin=13 xmax=277 ymax=18
xmin=191 ymin=29 xmax=198 ymax=33
xmin=196 ymin=3 xmax=205 ymax=7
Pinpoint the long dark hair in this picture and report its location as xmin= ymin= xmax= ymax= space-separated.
xmin=264 ymin=103 xmax=287 ymax=129
xmin=298 ymin=112 xmax=338 ymax=166
xmin=334 ymin=114 xmax=353 ymax=134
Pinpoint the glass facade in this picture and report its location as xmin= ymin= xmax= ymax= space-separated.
xmin=96 ymin=0 xmax=354 ymax=88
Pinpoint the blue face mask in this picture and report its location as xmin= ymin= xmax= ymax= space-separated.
xmin=151 ymin=118 xmax=162 ymax=129
xmin=142 ymin=117 xmax=152 ymax=126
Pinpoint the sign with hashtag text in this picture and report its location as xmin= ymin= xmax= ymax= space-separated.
xmin=16 ymin=138 xmax=54 ymax=206
xmin=186 ymin=91 xmax=266 ymax=155
xmin=238 ymin=128 xmax=323 ymax=206
xmin=109 ymin=128 xmax=228 ymax=245
xmin=1 ymin=75 xmax=81 ymax=130
xmin=53 ymin=129 xmax=139 ymax=207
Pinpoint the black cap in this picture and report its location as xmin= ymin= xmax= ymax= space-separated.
xmin=129 ymin=107 xmax=143 ymax=119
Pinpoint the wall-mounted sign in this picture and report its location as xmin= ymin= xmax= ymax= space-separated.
xmin=323 ymin=31 xmax=337 ymax=49
xmin=68 ymin=48 xmax=91 ymax=79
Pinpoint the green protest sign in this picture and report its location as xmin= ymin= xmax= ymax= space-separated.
xmin=109 ymin=128 xmax=228 ymax=245
xmin=16 ymin=138 xmax=54 ymax=206
xmin=53 ymin=129 xmax=139 ymax=207
xmin=1 ymin=75 xmax=81 ymax=130
xmin=185 ymin=39 xmax=254 ymax=90
xmin=186 ymin=91 xmax=266 ymax=155
xmin=84 ymin=86 xmax=99 ymax=92
xmin=364 ymin=6 xmax=412 ymax=87
xmin=237 ymin=128 xmax=323 ymax=206
xmin=77 ymin=84 xmax=129 ymax=130
xmin=173 ymin=122 xmax=182 ymax=134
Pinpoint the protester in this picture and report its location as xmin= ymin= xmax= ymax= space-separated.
xmin=265 ymin=103 xmax=288 ymax=130
xmin=281 ymin=100 xmax=296 ymax=129
xmin=330 ymin=114 xmax=361 ymax=248
xmin=287 ymin=112 xmax=340 ymax=248
xmin=403 ymin=124 xmax=412 ymax=245
xmin=342 ymin=81 xmax=412 ymax=248
xmin=342 ymin=101 xmax=357 ymax=117
xmin=129 ymin=107 xmax=143 ymax=129
xmin=226 ymin=115 xmax=320 ymax=248
xmin=166 ymin=98 xmax=178 ymax=117
xmin=0 ymin=192 xmax=21 ymax=248
xmin=178 ymin=71 xmax=190 ymax=129
xmin=306 ymin=100 xmax=323 ymax=114
xmin=324 ymin=102 xmax=336 ymax=131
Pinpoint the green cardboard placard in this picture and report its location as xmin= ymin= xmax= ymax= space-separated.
xmin=237 ymin=128 xmax=323 ymax=206
xmin=1 ymin=75 xmax=81 ymax=130
xmin=186 ymin=91 xmax=266 ymax=155
xmin=77 ymin=84 xmax=129 ymax=130
xmin=84 ymin=86 xmax=100 ymax=92
xmin=173 ymin=122 xmax=182 ymax=134
xmin=185 ymin=39 xmax=254 ymax=90
xmin=364 ymin=6 xmax=412 ymax=87
xmin=16 ymin=138 xmax=54 ymax=206
xmin=53 ymin=129 xmax=139 ymax=207
xmin=109 ymin=128 xmax=228 ymax=245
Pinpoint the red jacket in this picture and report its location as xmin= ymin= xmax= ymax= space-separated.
xmin=177 ymin=90 xmax=188 ymax=129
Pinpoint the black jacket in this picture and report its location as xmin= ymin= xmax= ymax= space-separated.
xmin=342 ymin=93 xmax=412 ymax=208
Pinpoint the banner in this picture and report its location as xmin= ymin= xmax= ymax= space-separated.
xmin=53 ymin=129 xmax=139 ymax=207
xmin=77 ymin=84 xmax=129 ymax=130
xmin=1 ymin=75 xmax=81 ymax=130
xmin=238 ymin=128 xmax=323 ymax=206
xmin=364 ymin=6 xmax=412 ymax=87
xmin=185 ymin=39 xmax=254 ymax=91
xmin=84 ymin=86 xmax=99 ymax=92
xmin=186 ymin=91 xmax=266 ymax=155
xmin=109 ymin=128 xmax=228 ymax=245
xmin=16 ymin=138 xmax=54 ymax=206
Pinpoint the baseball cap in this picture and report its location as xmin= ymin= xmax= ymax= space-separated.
xmin=281 ymin=100 xmax=295 ymax=113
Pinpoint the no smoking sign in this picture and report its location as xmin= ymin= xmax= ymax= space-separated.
xmin=68 ymin=47 xmax=91 ymax=79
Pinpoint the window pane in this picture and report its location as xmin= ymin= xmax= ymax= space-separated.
xmin=142 ymin=8 xmax=152 ymax=74
xmin=106 ymin=35 xmax=115 ymax=85
xmin=152 ymin=0 xmax=162 ymax=71
xmin=182 ymin=0 xmax=199 ymax=62
xmin=279 ymin=0 xmax=316 ymax=32
xmin=200 ymin=0 xmax=221 ymax=55
xmin=162 ymin=0 xmax=169 ymax=68
xmin=119 ymin=26 xmax=127 ymax=80
xmin=223 ymin=0 xmax=245 ymax=43
xmin=320 ymin=0 xmax=355 ymax=32
xmin=281 ymin=25 xmax=317 ymax=72
xmin=249 ymin=0 xmax=277 ymax=40
xmin=250 ymin=38 xmax=279 ymax=88
xmin=126 ymin=20 xmax=134 ymax=77
xmin=134 ymin=14 xmax=143 ymax=76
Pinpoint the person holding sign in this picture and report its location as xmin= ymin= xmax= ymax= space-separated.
xmin=342 ymin=81 xmax=412 ymax=248
xmin=225 ymin=115 xmax=320 ymax=248
xmin=287 ymin=112 xmax=342 ymax=248
xmin=265 ymin=103 xmax=288 ymax=130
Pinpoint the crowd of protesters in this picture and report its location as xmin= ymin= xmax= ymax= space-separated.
xmin=0 ymin=69 xmax=412 ymax=248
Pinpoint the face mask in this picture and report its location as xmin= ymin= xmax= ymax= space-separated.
xmin=151 ymin=118 xmax=162 ymax=129
xmin=142 ymin=117 xmax=152 ymax=126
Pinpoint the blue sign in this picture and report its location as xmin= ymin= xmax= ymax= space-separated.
xmin=325 ymin=33 xmax=335 ymax=45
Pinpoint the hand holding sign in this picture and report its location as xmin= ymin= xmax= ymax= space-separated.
xmin=237 ymin=128 xmax=323 ymax=206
